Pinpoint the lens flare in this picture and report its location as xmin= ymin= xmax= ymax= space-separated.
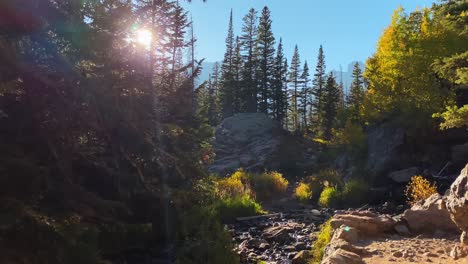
xmin=136 ymin=29 xmax=152 ymax=48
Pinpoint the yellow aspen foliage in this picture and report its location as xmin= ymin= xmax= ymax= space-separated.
xmin=405 ymin=175 xmax=438 ymax=205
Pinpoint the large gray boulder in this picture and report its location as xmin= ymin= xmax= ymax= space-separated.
xmin=209 ymin=113 xmax=283 ymax=175
xmin=209 ymin=113 xmax=313 ymax=175
xmin=446 ymin=164 xmax=468 ymax=245
xmin=387 ymin=167 xmax=420 ymax=183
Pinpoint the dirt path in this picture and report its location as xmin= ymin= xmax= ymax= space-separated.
xmin=358 ymin=234 xmax=467 ymax=264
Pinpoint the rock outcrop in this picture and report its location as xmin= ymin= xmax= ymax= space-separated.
xmin=387 ymin=167 xmax=420 ymax=183
xmin=402 ymin=193 xmax=459 ymax=234
xmin=330 ymin=211 xmax=396 ymax=236
xmin=209 ymin=113 xmax=283 ymax=175
xmin=209 ymin=113 xmax=315 ymax=175
xmin=366 ymin=125 xmax=406 ymax=177
xmin=446 ymin=164 xmax=468 ymax=245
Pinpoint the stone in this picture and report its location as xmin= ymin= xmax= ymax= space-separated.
xmin=445 ymin=164 xmax=468 ymax=244
xmin=291 ymin=250 xmax=309 ymax=264
xmin=402 ymin=193 xmax=459 ymax=233
xmin=330 ymin=211 xmax=396 ymax=236
xmin=239 ymin=238 xmax=265 ymax=249
xmin=462 ymin=231 xmax=468 ymax=245
xmin=284 ymin=245 xmax=296 ymax=251
xmin=321 ymin=248 xmax=364 ymax=264
xmin=333 ymin=225 xmax=359 ymax=243
xmin=387 ymin=167 xmax=420 ymax=183
xmin=311 ymin=209 xmax=322 ymax=216
xmin=294 ymin=242 xmax=307 ymax=251
xmin=209 ymin=113 xmax=314 ymax=175
xmin=263 ymin=226 xmax=293 ymax=243
xmin=392 ymin=251 xmax=403 ymax=258
xmin=258 ymin=242 xmax=270 ymax=250
xmin=394 ymin=224 xmax=411 ymax=236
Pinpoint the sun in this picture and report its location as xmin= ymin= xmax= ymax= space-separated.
xmin=136 ymin=29 xmax=152 ymax=48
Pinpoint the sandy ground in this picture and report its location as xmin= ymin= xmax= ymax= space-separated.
xmin=358 ymin=234 xmax=468 ymax=264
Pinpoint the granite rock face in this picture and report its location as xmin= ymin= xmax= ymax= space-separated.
xmin=445 ymin=164 xmax=468 ymax=244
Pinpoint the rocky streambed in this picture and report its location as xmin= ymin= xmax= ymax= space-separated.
xmin=229 ymin=208 xmax=333 ymax=263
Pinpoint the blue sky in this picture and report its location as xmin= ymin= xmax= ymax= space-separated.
xmin=182 ymin=0 xmax=436 ymax=71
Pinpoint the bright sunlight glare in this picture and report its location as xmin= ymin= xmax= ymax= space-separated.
xmin=136 ymin=29 xmax=152 ymax=48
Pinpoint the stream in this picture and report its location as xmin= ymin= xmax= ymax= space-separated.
xmin=228 ymin=198 xmax=333 ymax=263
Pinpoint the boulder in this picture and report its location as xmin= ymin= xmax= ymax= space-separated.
xmin=208 ymin=113 xmax=282 ymax=175
xmin=333 ymin=225 xmax=359 ymax=243
xmin=262 ymin=226 xmax=293 ymax=243
xmin=402 ymin=193 xmax=459 ymax=234
xmin=445 ymin=164 xmax=468 ymax=244
xmin=387 ymin=167 xmax=420 ymax=183
xmin=292 ymin=250 xmax=309 ymax=264
xmin=209 ymin=113 xmax=316 ymax=175
xmin=330 ymin=211 xmax=396 ymax=236
xmin=452 ymin=143 xmax=468 ymax=165
xmin=321 ymin=248 xmax=364 ymax=264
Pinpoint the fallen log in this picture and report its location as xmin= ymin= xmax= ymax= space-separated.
xmin=236 ymin=213 xmax=283 ymax=222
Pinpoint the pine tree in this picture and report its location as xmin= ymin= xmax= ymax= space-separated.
xmin=299 ymin=61 xmax=310 ymax=131
xmin=322 ymin=72 xmax=341 ymax=140
xmin=271 ymin=38 xmax=288 ymax=123
xmin=232 ymin=36 xmax=243 ymax=113
xmin=240 ymin=8 xmax=258 ymax=112
xmin=311 ymin=45 xmax=326 ymax=134
xmin=207 ymin=63 xmax=222 ymax=126
xmin=283 ymin=58 xmax=290 ymax=129
xmin=289 ymin=45 xmax=302 ymax=131
xmin=347 ymin=62 xmax=365 ymax=123
xmin=169 ymin=2 xmax=189 ymax=88
xmin=256 ymin=6 xmax=276 ymax=114
xmin=219 ymin=10 xmax=235 ymax=118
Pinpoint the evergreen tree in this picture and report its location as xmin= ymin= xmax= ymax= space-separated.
xmin=299 ymin=61 xmax=310 ymax=130
xmin=207 ymin=63 xmax=222 ymax=126
xmin=240 ymin=8 xmax=258 ymax=112
xmin=169 ymin=2 xmax=189 ymax=89
xmin=219 ymin=10 xmax=235 ymax=118
xmin=283 ymin=58 xmax=290 ymax=129
xmin=232 ymin=36 xmax=243 ymax=113
xmin=347 ymin=62 xmax=365 ymax=123
xmin=289 ymin=45 xmax=302 ymax=131
xmin=271 ymin=38 xmax=288 ymax=123
xmin=322 ymin=73 xmax=341 ymax=140
xmin=311 ymin=45 xmax=326 ymax=134
xmin=256 ymin=6 xmax=276 ymax=114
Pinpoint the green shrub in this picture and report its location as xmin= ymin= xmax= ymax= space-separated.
xmin=341 ymin=179 xmax=369 ymax=207
xmin=294 ymin=182 xmax=312 ymax=202
xmin=304 ymin=169 xmax=343 ymax=204
xmin=316 ymin=169 xmax=342 ymax=188
xmin=176 ymin=206 xmax=239 ymax=264
xmin=213 ymin=195 xmax=263 ymax=223
xmin=249 ymin=171 xmax=289 ymax=201
xmin=318 ymin=187 xmax=341 ymax=208
xmin=310 ymin=220 xmax=333 ymax=264
xmin=216 ymin=169 xmax=252 ymax=199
